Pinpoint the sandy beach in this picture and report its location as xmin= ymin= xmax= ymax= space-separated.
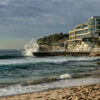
xmin=0 ymin=83 xmax=100 ymax=100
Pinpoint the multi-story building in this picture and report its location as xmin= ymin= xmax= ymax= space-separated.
xmin=68 ymin=16 xmax=100 ymax=45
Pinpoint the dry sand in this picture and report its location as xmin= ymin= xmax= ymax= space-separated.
xmin=0 ymin=83 xmax=100 ymax=100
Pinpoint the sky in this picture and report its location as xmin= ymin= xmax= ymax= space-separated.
xmin=0 ymin=0 xmax=100 ymax=49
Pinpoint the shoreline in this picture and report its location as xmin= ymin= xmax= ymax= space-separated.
xmin=0 ymin=83 xmax=100 ymax=100
xmin=0 ymin=76 xmax=100 ymax=97
xmin=0 ymin=54 xmax=100 ymax=99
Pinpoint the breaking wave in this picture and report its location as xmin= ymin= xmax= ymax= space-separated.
xmin=22 ymin=40 xmax=39 ymax=56
xmin=0 ymin=56 xmax=100 ymax=65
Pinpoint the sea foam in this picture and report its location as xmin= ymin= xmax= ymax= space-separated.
xmin=22 ymin=40 xmax=39 ymax=56
xmin=0 ymin=56 xmax=100 ymax=65
xmin=59 ymin=74 xmax=71 ymax=79
xmin=0 ymin=77 xmax=100 ymax=97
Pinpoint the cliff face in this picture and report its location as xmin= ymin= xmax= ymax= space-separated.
xmin=37 ymin=33 xmax=69 ymax=45
xmin=39 ymin=45 xmax=52 ymax=51
xmin=37 ymin=33 xmax=69 ymax=51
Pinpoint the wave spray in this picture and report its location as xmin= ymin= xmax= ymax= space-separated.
xmin=22 ymin=40 xmax=39 ymax=56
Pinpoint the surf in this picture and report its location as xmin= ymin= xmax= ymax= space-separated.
xmin=0 ymin=56 xmax=100 ymax=65
xmin=22 ymin=40 xmax=39 ymax=57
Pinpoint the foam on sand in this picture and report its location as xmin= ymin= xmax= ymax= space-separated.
xmin=0 ymin=77 xmax=100 ymax=97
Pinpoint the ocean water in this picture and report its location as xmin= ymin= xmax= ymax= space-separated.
xmin=0 ymin=50 xmax=100 ymax=96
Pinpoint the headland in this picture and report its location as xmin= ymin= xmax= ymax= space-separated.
xmin=31 ymin=16 xmax=100 ymax=57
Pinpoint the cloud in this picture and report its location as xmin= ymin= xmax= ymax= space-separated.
xmin=85 ymin=0 xmax=100 ymax=2
xmin=0 ymin=0 xmax=9 ymax=5
xmin=0 ymin=0 xmax=100 ymax=49
xmin=51 ymin=0 xmax=66 ymax=3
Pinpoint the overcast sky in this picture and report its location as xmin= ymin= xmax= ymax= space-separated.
xmin=0 ymin=0 xmax=100 ymax=49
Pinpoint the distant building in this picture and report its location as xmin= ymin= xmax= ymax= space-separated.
xmin=68 ymin=16 xmax=100 ymax=45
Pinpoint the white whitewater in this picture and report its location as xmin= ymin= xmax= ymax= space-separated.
xmin=0 ymin=77 xmax=100 ymax=97
xmin=22 ymin=40 xmax=39 ymax=56
xmin=0 ymin=56 xmax=100 ymax=65
xmin=59 ymin=73 xmax=72 ymax=79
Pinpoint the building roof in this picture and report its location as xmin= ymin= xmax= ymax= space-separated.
xmin=90 ymin=16 xmax=100 ymax=19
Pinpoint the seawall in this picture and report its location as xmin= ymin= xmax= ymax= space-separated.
xmin=33 ymin=51 xmax=90 ymax=57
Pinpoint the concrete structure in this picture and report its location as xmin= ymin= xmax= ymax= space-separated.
xmin=66 ymin=16 xmax=100 ymax=52
xmin=68 ymin=16 xmax=100 ymax=45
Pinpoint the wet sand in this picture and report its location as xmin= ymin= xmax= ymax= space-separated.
xmin=0 ymin=83 xmax=100 ymax=100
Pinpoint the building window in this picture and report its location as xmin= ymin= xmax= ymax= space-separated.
xmin=96 ymin=26 xmax=100 ymax=30
xmin=99 ymin=33 xmax=100 ymax=36
xmin=96 ymin=19 xmax=100 ymax=21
